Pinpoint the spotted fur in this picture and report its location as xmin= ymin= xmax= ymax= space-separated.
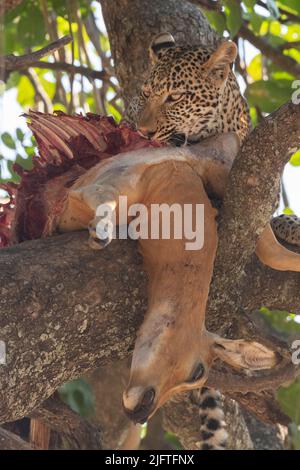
xmin=194 ymin=387 xmax=227 ymax=450
xmin=271 ymin=214 xmax=300 ymax=247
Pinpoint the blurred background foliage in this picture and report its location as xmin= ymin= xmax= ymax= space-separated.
xmin=1 ymin=0 xmax=300 ymax=449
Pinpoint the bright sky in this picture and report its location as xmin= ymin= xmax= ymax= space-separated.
xmin=1 ymin=3 xmax=299 ymax=215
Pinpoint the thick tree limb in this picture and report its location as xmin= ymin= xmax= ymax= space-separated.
xmin=207 ymin=101 xmax=300 ymax=332
xmin=0 ymin=230 xmax=298 ymax=424
xmin=30 ymin=395 xmax=102 ymax=450
xmin=0 ymin=427 xmax=31 ymax=450
xmin=0 ymin=233 xmax=147 ymax=423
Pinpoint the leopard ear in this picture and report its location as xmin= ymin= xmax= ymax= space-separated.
xmin=149 ymin=32 xmax=175 ymax=64
xmin=203 ymin=41 xmax=237 ymax=86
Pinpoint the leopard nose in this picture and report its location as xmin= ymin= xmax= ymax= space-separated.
xmin=137 ymin=126 xmax=156 ymax=139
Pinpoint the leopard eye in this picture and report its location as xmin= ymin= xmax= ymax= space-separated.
xmin=187 ymin=363 xmax=205 ymax=383
xmin=141 ymin=88 xmax=151 ymax=99
xmin=166 ymin=92 xmax=184 ymax=103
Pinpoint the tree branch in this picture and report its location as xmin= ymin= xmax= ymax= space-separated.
xmin=1 ymin=35 xmax=73 ymax=80
xmin=0 ymin=35 xmax=109 ymax=85
xmin=30 ymin=395 xmax=102 ymax=450
xmin=207 ymin=101 xmax=300 ymax=332
xmin=0 ymin=427 xmax=31 ymax=450
xmin=28 ymin=60 xmax=110 ymax=82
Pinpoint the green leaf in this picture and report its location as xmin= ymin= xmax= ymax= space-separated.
xmin=249 ymin=107 xmax=258 ymax=127
xmin=248 ymin=11 xmax=264 ymax=34
xmin=260 ymin=307 xmax=300 ymax=334
xmin=277 ymin=0 xmax=300 ymax=15
xmin=16 ymin=128 xmax=24 ymax=142
xmin=246 ymin=79 xmax=294 ymax=113
xmin=24 ymin=146 xmax=35 ymax=158
xmin=106 ymin=102 xmax=121 ymax=123
xmin=290 ymin=149 xmax=300 ymax=166
xmin=17 ymin=76 xmax=35 ymax=107
xmin=5 ymin=71 xmax=21 ymax=91
xmin=247 ymin=54 xmax=262 ymax=81
xmin=277 ymin=381 xmax=300 ymax=425
xmin=6 ymin=161 xmax=21 ymax=184
xmin=164 ymin=432 xmax=182 ymax=450
xmin=1 ymin=132 xmax=16 ymax=150
xmin=283 ymin=207 xmax=294 ymax=214
xmin=15 ymin=154 xmax=33 ymax=171
xmin=243 ymin=0 xmax=257 ymax=10
xmin=204 ymin=11 xmax=227 ymax=35
xmin=224 ymin=0 xmax=243 ymax=38
xmin=59 ymin=378 xmax=94 ymax=417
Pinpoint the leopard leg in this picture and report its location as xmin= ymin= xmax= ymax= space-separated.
xmin=271 ymin=214 xmax=300 ymax=247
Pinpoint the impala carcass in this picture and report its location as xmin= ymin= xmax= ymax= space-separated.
xmin=55 ymin=128 xmax=300 ymax=424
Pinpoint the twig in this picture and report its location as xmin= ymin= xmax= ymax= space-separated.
xmin=67 ymin=6 xmax=75 ymax=114
xmin=279 ymin=41 xmax=300 ymax=51
xmin=22 ymin=60 xmax=109 ymax=81
xmin=1 ymin=35 xmax=72 ymax=81
xmin=3 ymin=36 xmax=72 ymax=71
xmin=39 ymin=0 xmax=68 ymax=108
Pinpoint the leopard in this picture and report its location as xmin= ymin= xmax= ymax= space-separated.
xmin=127 ymin=31 xmax=300 ymax=247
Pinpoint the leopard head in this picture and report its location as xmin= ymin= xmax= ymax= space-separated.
xmin=128 ymin=33 xmax=250 ymax=144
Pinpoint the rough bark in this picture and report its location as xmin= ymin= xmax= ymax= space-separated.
xmin=30 ymin=395 xmax=102 ymax=450
xmin=0 ymin=427 xmax=31 ymax=450
xmin=0 ymin=234 xmax=147 ymax=423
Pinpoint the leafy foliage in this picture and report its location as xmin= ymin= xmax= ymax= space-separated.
xmin=59 ymin=378 xmax=95 ymax=417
